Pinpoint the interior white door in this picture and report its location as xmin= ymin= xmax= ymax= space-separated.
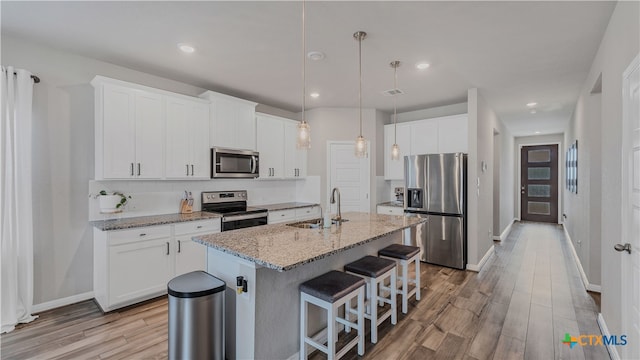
xmin=621 ymin=54 xmax=640 ymax=360
xmin=328 ymin=142 xmax=370 ymax=213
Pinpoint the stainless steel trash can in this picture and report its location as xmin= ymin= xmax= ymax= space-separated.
xmin=168 ymin=271 xmax=226 ymax=360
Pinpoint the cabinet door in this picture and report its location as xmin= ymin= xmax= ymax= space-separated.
xmin=384 ymin=123 xmax=411 ymax=180
xmin=108 ymin=237 xmax=172 ymax=306
xmin=410 ymin=119 xmax=439 ymax=155
xmin=134 ymin=91 xmax=164 ymax=179
xmin=190 ymin=102 xmax=210 ymax=179
xmin=235 ymin=105 xmax=256 ymax=151
xmin=256 ymin=115 xmax=284 ymax=179
xmin=283 ymin=122 xmax=298 ymax=179
xmin=437 ymin=114 xmax=468 ymax=153
xmin=102 ymin=84 xmax=136 ymax=179
xmin=165 ymin=97 xmax=191 ymax=178
xmin=174 ymin=237 xmax=207 ymax=276
xmin=211 ymin=98 xmax=236 ymax=149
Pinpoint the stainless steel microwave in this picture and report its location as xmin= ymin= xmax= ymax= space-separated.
xmin=211 ymin=147 xmax=259 ymax=178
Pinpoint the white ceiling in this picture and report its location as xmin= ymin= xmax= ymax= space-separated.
xmin=1 ymin=1 xmax=615 ymax=136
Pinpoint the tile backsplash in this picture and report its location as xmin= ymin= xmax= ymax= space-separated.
xmin=89 ymin=176 xmax=321 ymax=221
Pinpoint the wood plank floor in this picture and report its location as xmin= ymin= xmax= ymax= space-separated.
xmin=1 ymin=222 xmax=607 ymax=360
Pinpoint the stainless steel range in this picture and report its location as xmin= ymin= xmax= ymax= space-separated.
xmin=202 ymin=190 xmax=267 ymax=232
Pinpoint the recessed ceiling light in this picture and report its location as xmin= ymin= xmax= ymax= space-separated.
xmin=535 ymin=131 xmax=540 ymax=134
xmin=307 ymin=51 xmax=325 ymax=61
xmin=310 ymin=92 xmax=320 ymax=98
xmin=178 ymin=43 xmax=195 ymax=53
xmin=416 ymin=62 xmax=430 ymax=70
xmin=526 ymin=102 xmax=537 ymax=107
xmin=530 ymin=109 xmax=537 ymax=114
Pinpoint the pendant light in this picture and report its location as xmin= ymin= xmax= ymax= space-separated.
xmin=297 ymin=0 xmax=311 ymax=149
xmin=390 ymin=60 xmax=401 ymax=161
xmin=354 ymin=31 xmax=367 ymax=158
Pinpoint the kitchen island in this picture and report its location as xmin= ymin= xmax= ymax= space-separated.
xmin=193 ymin=212 xmax=425 ymax=360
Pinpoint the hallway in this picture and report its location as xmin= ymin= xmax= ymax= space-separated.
xmin=0 ymin=222 xmax=608 ymax=359
xmin=363 ymin=221 xmax=608 ymax=359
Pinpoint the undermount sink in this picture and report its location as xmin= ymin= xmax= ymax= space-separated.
xmin=286 ymin=218 xmax=349 ymax=229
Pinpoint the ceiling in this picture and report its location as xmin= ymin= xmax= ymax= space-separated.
xmin=1 ymin=1 xmax=615 ymax=136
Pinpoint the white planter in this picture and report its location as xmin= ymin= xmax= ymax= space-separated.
xmin=99 ymin=195 xmax=123 ymax=214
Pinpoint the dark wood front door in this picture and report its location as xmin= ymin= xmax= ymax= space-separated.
xmin=520 ymin=144 xmax=558 ymax=223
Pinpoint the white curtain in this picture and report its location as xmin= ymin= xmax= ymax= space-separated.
xmin=1 ymin=66 xmax=37 ymax=333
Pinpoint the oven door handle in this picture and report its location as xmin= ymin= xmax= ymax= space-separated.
xmin=222 ymin=212 xmax=268 ymax=222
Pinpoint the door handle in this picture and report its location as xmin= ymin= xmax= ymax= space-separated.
xmin=137 ymin=163 xmax=141 ymax=176
xmin=186 ymin=164 xmax=189 ymax=176
xmin=178 ymin=240 xmax=181 ymax=253
xmin=131 ymin=163 xmax=134 ymax=176
xmin=166 ymin=242 xmax=170 ymax=255
xmin=191 ymin=164 xmax=194 ymax=176
xmin=614 ymin=243 xmax=631 ymax=254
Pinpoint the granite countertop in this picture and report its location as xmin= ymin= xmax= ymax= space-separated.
xmin=377 ymin=201 xmax=404 ymax=208
xmin=91 ymin=211 xmax=222 ymax=231
xmin=193 ymin=212 xmax=425 ymax=272
xmin=257 ymin=202 xmax=319 ymax=211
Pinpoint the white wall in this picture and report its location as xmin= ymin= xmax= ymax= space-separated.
xmin=499 ymin=125 xmax=515 ymax=234
xmin=1 ymin=34 xmax=304 ymax=306
xmin=396 ymin=102 xmax=467 ymax=123
xmin=467 ymin=89 xmax=500 ymax=267
xmin=304 ymin=108 xmax=381 ymax=212
xmin=569 ymin=1 xmax=639 ymax=336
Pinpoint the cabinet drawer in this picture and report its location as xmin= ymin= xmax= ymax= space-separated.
xmin=108 ymin=225 xmax=171 ymax=245
xmin=295 ymin=206 xmax=320 ymax=219
xmin=377 ymin=206 xmax=404 ymax=216
xmin=268 ymin=209 xmax=296 ymax=224
xmin=175 ymin=219 xmax=221 ymax=235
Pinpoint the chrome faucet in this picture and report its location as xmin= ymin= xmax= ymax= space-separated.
xmin=330 ymin=187 xmax=342 ymax=225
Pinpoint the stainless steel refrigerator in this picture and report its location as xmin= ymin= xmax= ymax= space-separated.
xmin=404 ymin=153 xmax=467 ymax=269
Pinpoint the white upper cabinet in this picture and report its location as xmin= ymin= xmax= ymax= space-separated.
xmin=94 ymin=80 xmax=164 ymax=180
xmin=283 ymin=121 xmax=307 ymax=178
xmin=165 ymin=97 xmax=210 ymax=179
xmin=199 ymin=91 xmax=258 ymax=151
xmin=384 ymin=123 xmax=411 ymax=180
xmin=256 ymin=113 xmax=307 ymax=180
xmin=92 ymin=76 xmax=210 ymax=180
xmin=410 ymin=119 xmax=439 ymax=155
xmin=383 ymin=114 xmax=468 ymax=180
xmin=437 ymin=114 xmax=468 ymax=153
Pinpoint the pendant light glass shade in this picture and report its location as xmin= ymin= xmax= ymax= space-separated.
xmin=297 ymin=121 xmax=310 ymax=149
xmin=391 ymin=143 xmax=400 ymax=160
xmin=390 ymin=60 xmax=401 ymax=161
xmin=297 ymin=0 xmax=311 ymax=149
xmin=354 ymin=31 xmax=367 ymax=158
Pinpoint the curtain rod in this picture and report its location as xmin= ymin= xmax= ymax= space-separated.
xmin=12 ymin=72 xmax=40 ymax=84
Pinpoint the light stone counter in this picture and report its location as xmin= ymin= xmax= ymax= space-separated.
xmin=193 ymin=212 xmax=424 ymax=271
xmin=256 ymin=202 xmax=319 ymax=211
xmin=90 ymin=211 xmax=221 ymax=231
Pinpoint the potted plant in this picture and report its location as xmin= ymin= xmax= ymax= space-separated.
xmin=96 ymin=190 xmax=131 ymax=213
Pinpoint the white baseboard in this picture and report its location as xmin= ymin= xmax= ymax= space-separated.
xmin=562 ymin=226 xmax=601 ymax=293
xmin=495 ymin=218 xmax=517 ymax=241
xmin=467 ymin=246 xmax=495 ymax=272
xmin=597 ymin=313 xmax=620 ymax=360
xmin=32 ymin=291 xmax=94 ymax=314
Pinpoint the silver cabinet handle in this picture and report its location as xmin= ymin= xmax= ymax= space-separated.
xmin=186 ymin=164 xmax=189 ymax=176
xmin=178 ymin=240 xmax=181 ymax=253
xmin=166 ymin=242 xmax=170 ymax=255
xmin=131 ymin=163 xmax=134 ymax=176
xmin=137 ymin=163 xmax=141 ymax=176
xmin=139 ymin=233 xmax=146 ymax=237
xmin=614 ymin=243 xmax=631 ymax=254
xmin=196 ymin=225 xmax=203 ymax=229
xmin=191 ymin=164 xmax=194 ymax=176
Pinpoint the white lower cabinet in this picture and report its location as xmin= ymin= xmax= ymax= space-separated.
xmin=268 ymin=205 xmax=320 ymax=224
xmin=94 ymin=219 xmax=220 ymax=312
xmin=376 ymin=205 xmax=404 ymax=216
